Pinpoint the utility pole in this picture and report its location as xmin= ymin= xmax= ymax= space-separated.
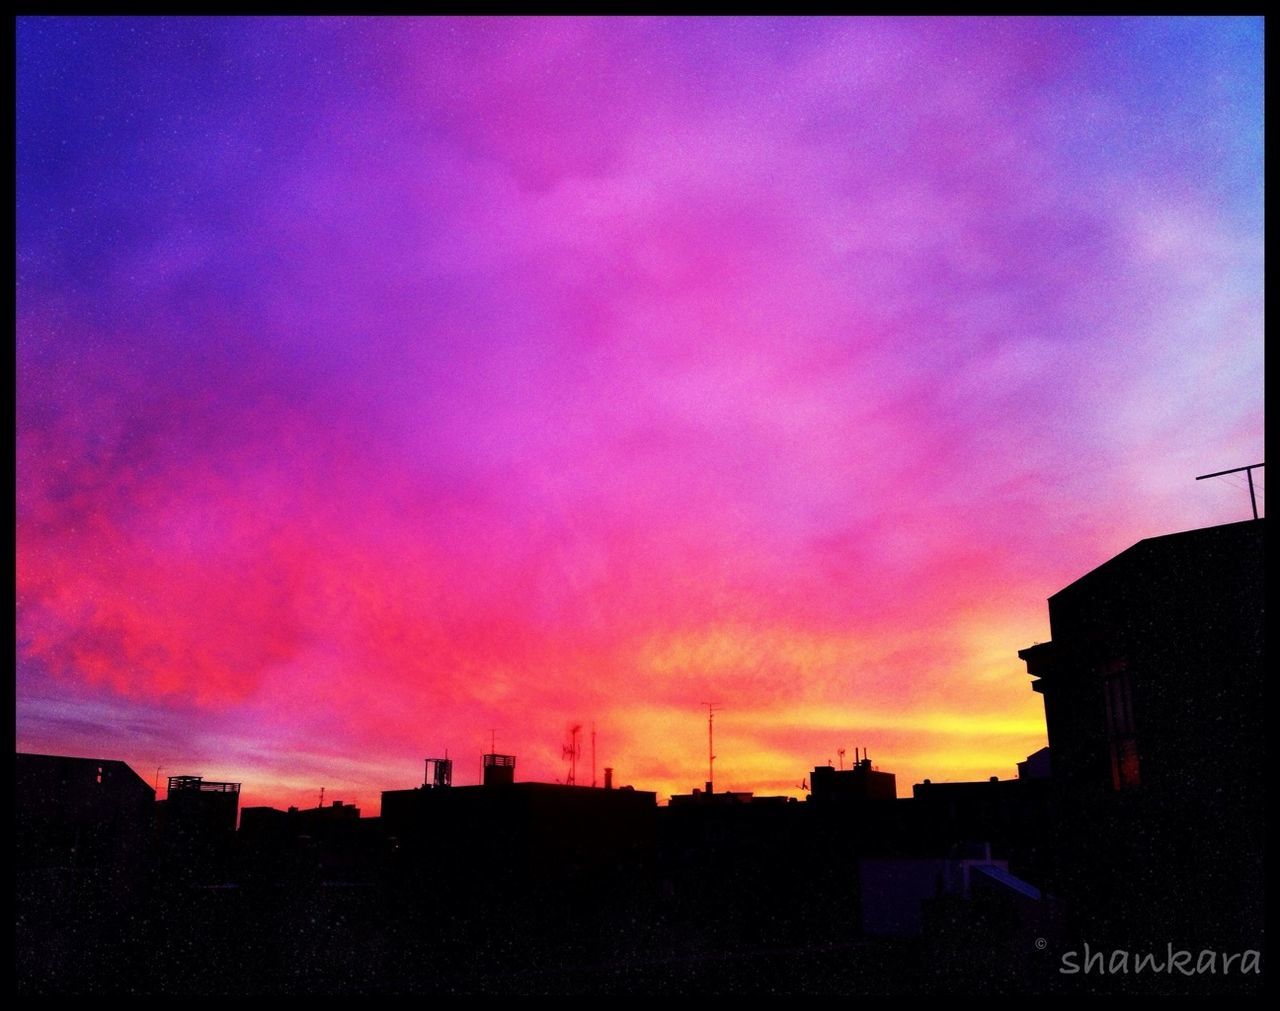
xmin=1196 ymin=462 xmax=1264 ymax=520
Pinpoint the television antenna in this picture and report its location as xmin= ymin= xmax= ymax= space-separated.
xmin=1196 ymin=462 xmax=1264 ymax=520
xmin=563 ymin=724 xmax=582 ymax=786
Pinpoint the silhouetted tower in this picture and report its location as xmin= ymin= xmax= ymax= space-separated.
xmin=838 ymin=747 xmax=846 ymax=771
xmin=482 ymin=753 xmax=515 ymax=787
xmin=563 ymin=724 xmax=582 ymax=786
xmin=424 ymin=756 xmax=453 ymax=788
xmin=702 ymin=703 xmax=720 ymax=793
xmin=1196 ymin=462 xmax=1264 ymax=520
xmin=591 ymin=722 xmax=597 ymax=788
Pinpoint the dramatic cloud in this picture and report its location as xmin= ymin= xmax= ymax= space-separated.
xmin=17 ymin=17 xmax=1263 ymax=810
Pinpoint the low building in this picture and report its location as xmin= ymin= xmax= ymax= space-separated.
xmin=154 ymin=774 xmax=241 ymax=882
xmin=809 ymin=757 xmax=897 ymax=804
xmin=381 ymin=756 xmax=658 ymax=895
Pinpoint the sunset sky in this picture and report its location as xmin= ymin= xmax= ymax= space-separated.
xmin=16 ymin=17 xmax=1263 ymax=812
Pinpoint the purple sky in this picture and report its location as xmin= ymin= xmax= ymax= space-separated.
xmin=17 ymin=17 xmax=1264 ymax=809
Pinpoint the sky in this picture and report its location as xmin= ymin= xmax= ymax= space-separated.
xmin=16 ymin=17 xmax=1264 ymax=812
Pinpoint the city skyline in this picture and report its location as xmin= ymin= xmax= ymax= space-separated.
xmin=16 ymin=17 xmax=1264 ymax=815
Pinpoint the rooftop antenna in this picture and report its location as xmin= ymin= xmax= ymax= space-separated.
xmin=702 ymin=702 xmax=720 ymax=793
xmin=591 ymin=722 xmax=597 ymax=788
xmin=1196 ymin=462 xmax=1264 ymax=520
xmin=563 ymin=724 xmax=582 ymax=786
xmin=319 ymin=786 xmax=325 ymax=808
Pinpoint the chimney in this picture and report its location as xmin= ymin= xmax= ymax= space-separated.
xmin=604 ymin=767 xmax=614 ymax=790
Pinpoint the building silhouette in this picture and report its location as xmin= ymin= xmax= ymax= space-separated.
xmin=1018 ymin=518 xmax=1264 ymax=948
xmin=13 ymin=514 xmax=1266 ymax=995
xmin=480 ymin=751 xmax=515 ymax=787
xmin=381 ymin=757 xmax=657 ymax=878
xmin=810 ymin=755 xmax=897 ymax=804
xmin=1015 ymin=746 xmax=1051 ymax=780
xmin=154 ymin=774 xmax=241 ymax=883
xmin=16 ymin=753 xmax=157 ymax=992
xmin=16 ymin=752 xmax=154 ymax=876
xmin=156 ymin=774 xmax=240 ymax=832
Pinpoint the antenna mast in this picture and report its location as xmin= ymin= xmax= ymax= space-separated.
xmin=1196 ymin=462 xmax=1264 ymax=520
xmin=562 ymin=724 xmax=582 ymax=786
xmin=702 ymin=702 xmax=720 ymax=793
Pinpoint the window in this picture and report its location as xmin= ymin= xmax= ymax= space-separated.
xmin=1104 ymin=672 xmax=1140 ymax=790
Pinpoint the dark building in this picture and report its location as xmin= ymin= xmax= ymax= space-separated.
xmin=809 ymin=757 xmax=897 ymax=803
xmin=15 ymin=752 xmax=155 ymax=876
xmin=481 ymin=751 xmax=515 ymax=787
xmin=1018 ymin=518 xmax=1264 ymax=947
xmin=382 ymin=773 xmax=657 ymax=872
xmin=382 ymin=756 xmax=657 ymax=896
xmin=154 ymin=774 xmax=241 ymax=882
xmin=1020 ymin=519 xmax=1264 ymax=803
xmin=1015 ymin=746 xmax=1051 ymax=780
xmin=909 ymin=773 xmax=1053 ymax=881
xmin=379 ymin=755 xmax=660 ymax=974
xmin=661 ymin=758 xmax=902 ymax=949
xmin=240 ymin=798 xmax=361 ymax=835
xmin=238 ymin=800 xmax=381 ymax=884
xmin=15 ymin=754 xmax=158 ymax=993
xmin=157 ymin=774 xmax=240 ymax=833
xmin=667 ymin=788 xmax=790 ymax=807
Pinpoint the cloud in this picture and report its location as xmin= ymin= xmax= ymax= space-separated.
xmin=17 ymin=17 xmax=1263 ymax=807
